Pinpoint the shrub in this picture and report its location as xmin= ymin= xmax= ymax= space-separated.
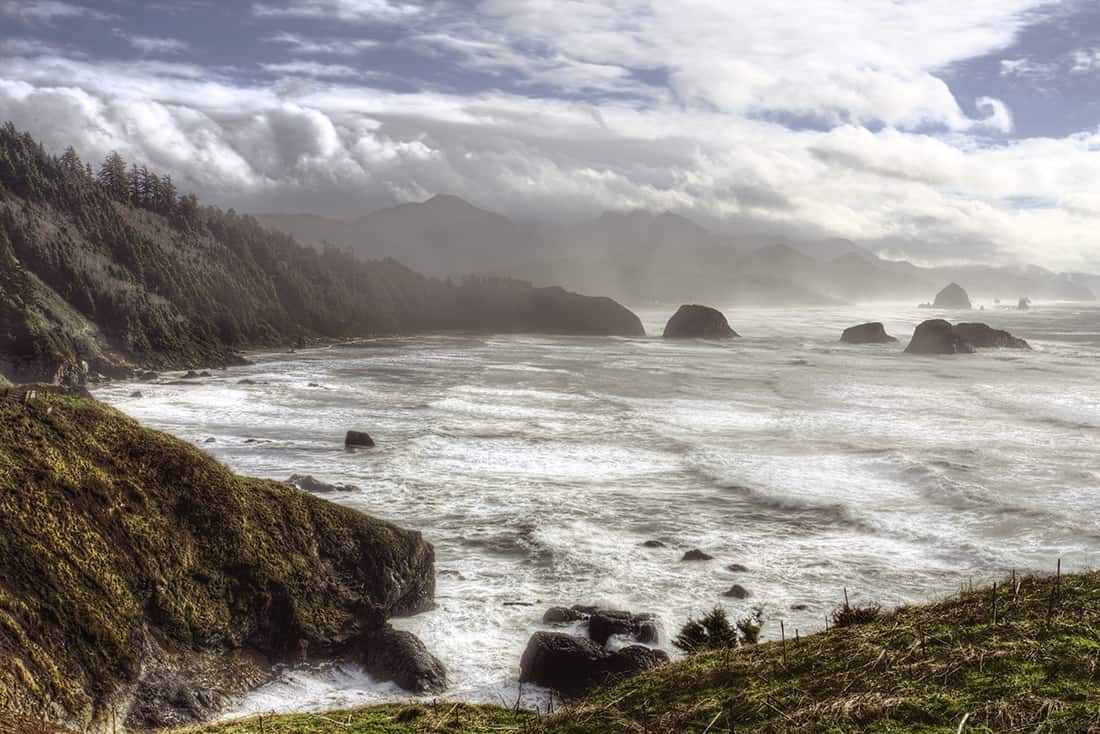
xmin=831 ymin=601 xmax=881 ymax=628
xmin=674 ymin=608 xmax=738 ymax=653
xmin=736 ymin=607 xmax=764 ymax=644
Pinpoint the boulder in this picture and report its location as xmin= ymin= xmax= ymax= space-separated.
xmin=682 ymin=549 xmax=714 ymax=562
xmin=663 ymin=305 xmax=739 ymax=339
xmin=932 ymin=283 xmax=972 ymax=310
xmin=345 ymin=430 xmax=375 ymax=448
xmin=724 ymin=584 xmax=750 ymax=599
xmin=641 ymin=540 xmax=666 ymax=548
xmin=953 ymin=323 xmax=1031 ymax=350
xmin=904 ymin=320 xmax=975 ymax=355
xmin=588 ymin=610 xmax=639 ymax=646
xmin=519 ymin=632 xmax=668 ymax=696
xmin=840 ymin=322 xmax=897 ymax=344
xmin=129 ymin=391 xmax=144 ymax=399
xmin=906 ymin=320 xmax=1030 ymax=354
xmin=287 ymin=475 xmax=358 ymax=495
xmin=543 ymin=606 xmax=588 ymax=625
xmin=727 ymin=563 xmax=749 ymax=573
xmin=361 ymin=625 xmax=447 ymax=695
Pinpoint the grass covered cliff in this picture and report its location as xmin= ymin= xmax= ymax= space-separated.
xmin=179 ymin=570 xmax=1099 ymax=733
xmin=0 ymin=124 xmax=643 ymax=384
xmin=0 ymin=387 xmax=436 ymax=732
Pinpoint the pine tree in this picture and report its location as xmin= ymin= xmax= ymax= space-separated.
xmin=97 ymin=152 xmax=128 ymax=201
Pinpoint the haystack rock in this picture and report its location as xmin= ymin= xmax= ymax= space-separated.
xmin=840 ymin=322 xmax=897 ymax=344
xmin=663 ymin=305 xmax=739 ymax=339
xmin=932 ymin=283 xmax=972 ymax=310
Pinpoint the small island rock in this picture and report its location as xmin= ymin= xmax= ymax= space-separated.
xmin=841 ymin=322 xmax=897 ymax=344
xmin=663 ymin=305 xmax=739 ymax=339
xmin=932 ymin=283 xmax=972 ymax=310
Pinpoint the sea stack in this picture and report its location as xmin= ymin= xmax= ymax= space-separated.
xmin=840 ymin=322 xmax=897 ymax=344
xmin=663 ymin=305 xmax=739 ymax=339
xmin=932 ymin=283 xmax=972 ymax=310
xmin=905 ymin=320 xmax=1030 ymax=354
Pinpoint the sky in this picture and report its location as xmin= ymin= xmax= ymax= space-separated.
xmin=0 ymin=0 xmax=1099 ymax=269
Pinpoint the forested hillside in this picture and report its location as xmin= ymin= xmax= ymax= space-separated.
xmin=0 ymin=124 xmax=643 ymax=384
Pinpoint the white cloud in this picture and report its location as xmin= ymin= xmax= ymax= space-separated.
xmin=127 ymin=35 xmax=190 ymax=55
xmin=261 ymin=61 xmax=364 ymax=79
xmin=266 ymin=32 xmax=379 ymax=56
xmin=1071 ymin=48 xmax=1100 ymax=74
xmin=1 ymin=1 xmax=1099 ymax=271
xmin=0 ymin=0 xmax=111 ymax=22
xmin=252 ymin=0 xmax=421 ymax=23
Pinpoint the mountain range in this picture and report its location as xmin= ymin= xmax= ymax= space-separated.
xmin=257 ymin=196 xmax=1097 ymax=306
xmin=0 ymin=126 xmax=642 ymax=385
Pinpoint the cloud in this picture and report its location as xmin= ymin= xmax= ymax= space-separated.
xmin=1 ymin=0 xmax=1099 ymax=271
xmin=252 ymin=0 xmax=422 ymax=23
xmin=1070 ymin=48 xmax=1100 ymax=74
xmin=265 ymin=32 xmax=379 ymax=56
xmin=0 ymin=0 xmax=112 ymax=22
xmin=126 ymin=35 xmax=190 ymax=55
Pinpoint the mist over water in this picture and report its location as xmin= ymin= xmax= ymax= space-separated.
xmin=95 ymin=303 xmax=1100 ymax=716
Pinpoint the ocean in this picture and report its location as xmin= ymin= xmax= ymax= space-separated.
xmin=93 ymin=302 xmax=1100 ymax=716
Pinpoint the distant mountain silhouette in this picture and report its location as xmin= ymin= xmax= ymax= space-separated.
xmin=257 ymin=196 xmax=1098 ymax=306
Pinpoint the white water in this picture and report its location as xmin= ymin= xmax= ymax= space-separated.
xmin=94 ymin=302 xmax=1100 ymax=715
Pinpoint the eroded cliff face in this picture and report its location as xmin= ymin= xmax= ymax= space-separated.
xmin=0 ymin=389 xmax=435 ymax=731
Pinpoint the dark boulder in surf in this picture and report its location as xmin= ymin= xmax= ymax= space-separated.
xmin=543 ymin=606 xmax=588 ymax=625
xmin=932 ymin=283 xmax=972 ymax=310
xmin=905 ymin=320 xmax=975 ymax=355
xmin=663 ymin=305 xmax=739 ymax=339
xmin=641 ymin=539 xmax=666 ymax=548
xmin=519 ymin=632 xmax=668 ymax=696
xmin=840 ymin=322 xmax=897 ymax=344
xmin=724 ymin=584 xmax=751 ymax=599
xmin=345 ymin=430 xmax=375 ymax=448
xmin=361 ymin=625 xmax=447 ymax=694
xmin=287 ymin=475 xmax=358 ymax=495
xmin=682 ymin=549 xmax=715 ymax=562
xmin=952 ymin=323 xmax=1031 ymax=350
xmin=906 ymin=320 xmax=1030 ymax=354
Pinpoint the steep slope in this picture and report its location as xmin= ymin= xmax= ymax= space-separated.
xmin=0 ymin=125 xmax=642 ymax=384
xmin=0 ymin=388 xmax=436 ymax=732
xmin=179 ymin=571 xmax=1099 ymax=733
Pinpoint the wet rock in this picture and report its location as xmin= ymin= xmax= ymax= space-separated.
xmin=519 ymin=632 xmax=668 ymax=696
xmin=361 ymin=625 xmax=447 ymax=695
xmin=641 ymin=540 xmax=666 ymax=548
xmin=906 ymin=320 xmax=1029 ymax=355
xmin=952 ymin=323 xmax=1031 ymax=350
xmin=129 ymin=391 xmax=144 ymax=399
xmin=682 ymin=549 xmax=714 ymax=562
xmin=543 ymin=606 xmax=588 ymax=625
xmin=238 ymin=379 xmax=258 ymax=386
xmin=724 ymin=585 xmax=750 ymax=599
xmin=790 ymin=604 xmax=809 ymax=611
xmin=932 ymin=283 xmax=972 ymax=310
xmin=663 ymin=305 xmax=739 ymax=339
xmin=139 ymin=371 xmax=158 ymax=381
xmin=840 ymin=322 xmax=897 ymax=344
xmin=184 ymin=370 xmax=213 ymax=379
xmin=203 ymin=438 xmax=216 ymax=444
xmin=588 ymin=610 xmax=637 ymax=646
xmin=345 ymin=430 xmax=375 ymax=448
xmin=287 ymin=475 xmax=358 ymax=495
xmin=636 ymin=619 xmax=659 ymax=644
xmin=904 ymin=319 xmax=975 ymax=355
xmin=727 ymin=563 xmax=749 ymax=572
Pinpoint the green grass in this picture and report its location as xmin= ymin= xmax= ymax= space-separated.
xmin=180 ymin=571 xmax=1100 ymax=734
xmin=0 ymin=390 xmax=433 ymax=731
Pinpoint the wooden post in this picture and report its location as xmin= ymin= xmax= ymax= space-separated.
xmin=780 ymin=621 xmax=787 ymax=665
xmin=843 ymin=587 xmax=850 ymax=609
xmin=991 ymin=582 xmax=997 ymax=625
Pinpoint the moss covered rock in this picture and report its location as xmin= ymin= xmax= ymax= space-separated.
xmin=0 ymin=390 xmax=434 ymax=731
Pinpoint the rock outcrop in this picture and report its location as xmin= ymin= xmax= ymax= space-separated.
xmin=663 ymin=305 xmax=739 ymax=339
xmin=345 ymin=430 xmax=376 ymax=448
xmin=840 ymin=322 xmax=897 ymax=344
xmin=682 ymin=549 xmax=715 ymax=561
xmin=905 ymin=320 xmax=1030 ymax=354
xmin=0 ymin=391 xmax=437 ymax=731
xmin=519 ymin=632 xmax=669 ymax=696
xmin=932 ymin=283 xmax=972 ymax=310
xmin=361 ymin=625 xmax=447 ymax=695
